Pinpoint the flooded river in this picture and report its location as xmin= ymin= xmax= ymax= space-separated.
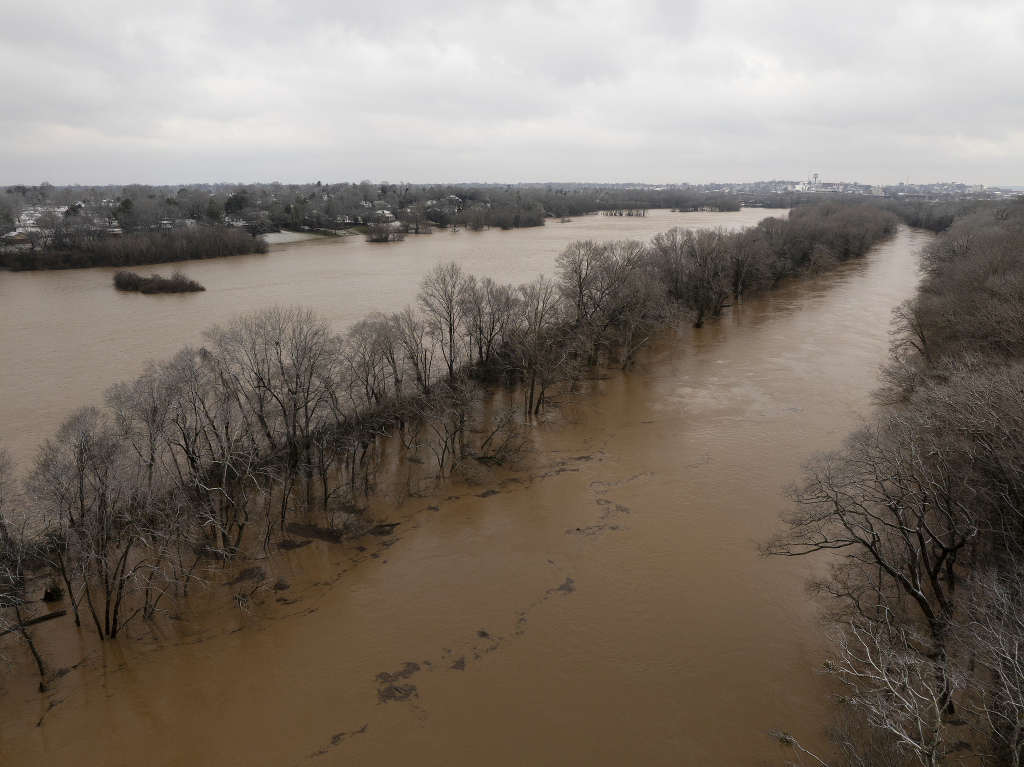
xmin=0 ymin=212 xmax=929 ymax=765
xmin=0 ymin=209 xmax=764 ymax=466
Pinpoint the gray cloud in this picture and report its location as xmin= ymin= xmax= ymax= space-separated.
xmin=1 ymin=0 xmax=1021 ymax=185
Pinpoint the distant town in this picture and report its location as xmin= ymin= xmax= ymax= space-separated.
xmin=703 ymin=176 xmax=1016 ymax=201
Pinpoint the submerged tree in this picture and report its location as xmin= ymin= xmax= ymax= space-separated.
xmin=418 ymin=261 xmax=466 ymax=381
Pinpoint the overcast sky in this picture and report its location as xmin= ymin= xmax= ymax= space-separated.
xmin=2 ymin=0 xmax=1022 ymax=187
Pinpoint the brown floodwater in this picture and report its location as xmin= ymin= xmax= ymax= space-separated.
xmin=0 ymin=208 xmax=766 ymax=467
xmin=0 ymin=214 xmax=929 ymax=766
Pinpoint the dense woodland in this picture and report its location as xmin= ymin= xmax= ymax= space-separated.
xmin=0 ymin=203 xmax=898 ymax=684
xmin=765 ymin=196 xmax=1024 ymax=766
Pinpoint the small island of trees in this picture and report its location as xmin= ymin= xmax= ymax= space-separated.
xmin=113 ymin=270 xmax=205 ymax=293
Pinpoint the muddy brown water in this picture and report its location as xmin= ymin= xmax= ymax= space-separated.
xmin=0 ymin=214 xmax=929 ymax=766
xmin=0 ymin=209 xmax=765 ymax=466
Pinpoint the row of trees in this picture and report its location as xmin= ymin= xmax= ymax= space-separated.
xmin=3 ymin=225 xmax=268 ymax=271
xmin=0 ymin=181 xmax=760 ymax=270
xmin=3 ymin=220 xmax=268 ymax=270
xmin=0 ymin=203 xmax=899 ymax=683
xmin=877 ymin=198 xmax=1000 ymax=233
xmin=765 ymin=197 xmax=1024 ymax=766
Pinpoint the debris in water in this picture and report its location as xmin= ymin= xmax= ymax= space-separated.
xmin=377 ymin=684 xmax=417 ymax=703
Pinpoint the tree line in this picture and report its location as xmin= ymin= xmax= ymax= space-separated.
xmin=2 ymin=225 xmax=267 ymax=271
xmin=1 ymin=182 xmax=749 ymax=266
xmin=0 ymin=202 xmax=898 ymax=685
xmin=877 ymin=198 xmax=1001 ymax=233
xmin=764 ymin=196 xmax=1024 ymax=766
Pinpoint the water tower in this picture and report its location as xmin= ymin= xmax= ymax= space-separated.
xmin=813 ymin=173 xmax=819 ymax=185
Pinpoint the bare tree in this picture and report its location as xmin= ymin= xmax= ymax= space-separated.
xmin=27 ymin=407 xmax=163 ymax=639
xmin=418 ymin=261 xmax=466 ymax=381
xmin=957 ymin=569 xmax=1024 ymax=767
xmin=343 ymin=316 xmax=396 ymax=410
xmin=604 ymin=247 xmax=669 ymax=368
xmin=650 ymin=228 xmax=690 ymax=302
xmin=820 ymin=703 xmax=914 ymax=767
xmin=0 ymin=448 xmax=50 ymax=680
xmin=556 ymin=239 xmax=611 ymax=361
xmin=556 ymin=239 xmax=655 ymax=362
xmin=158 ymin=348 xmax=264 ymax=557
xmin=205 ymin=306 xmax=338 ymax=530
xmin=469 ymin=399 xmax=530 ymax=467
xmin=682 ymin=227 xmax=732 ymax=328
xmin=459 ymin=275 xmax=519 ymax=370
xmin=510 ymin=276 xmax=573 ymax=414
xmin=762 ymin=413 xmax=980 ymax=718
xmin=106 ymin=362 xmax=176 ymax=503
xmin=823 ymin=619 xmax=963 ymax=767
xmin=728 ymin=226 xmax=770 ymax=298
xmin=392 ymin=306 xmax=434 ymax=394
xmin=408 ymin=379 xmax=483 ymax=478
xmin=26 ymin=407 xmax=107 ymax=628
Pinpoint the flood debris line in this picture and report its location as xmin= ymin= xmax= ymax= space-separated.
xmin=306 ymin=723 xmax=369 ymax=759
xmin=280 ymin=520 xmax=399 ymax=549
xmin=565 ymin=472 xmax=648 ymax=537
xmin=366 ymin=570 xmax=580 ymax=715
xmin=0 ymin=202 xmax=900 ymax=688
xmin=551 ymin=577 xmax=576 ymax=595
xmin=375 ymin=662 xmax=421 ymax=703
xmin=0 ymin=609 xmax=66 ymax=638
xmin=284 ymin=523 xmax=346 ymax=543
xmin=364 ymin=522 xmax=400 ymax=536
xmin=265 ymin=563 xmax=579 ymax=746
xmin=330 ymin=725 xmax=368 ymax=746
xmin=567 ymin=503 xmax=630 ymax=537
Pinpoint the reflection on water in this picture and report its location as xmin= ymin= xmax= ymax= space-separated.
xmin=0 ymin=216 xmax=929 ymax=766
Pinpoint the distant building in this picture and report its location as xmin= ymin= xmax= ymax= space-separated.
xmin=2 ymin=231 xmax=31 ymax=246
